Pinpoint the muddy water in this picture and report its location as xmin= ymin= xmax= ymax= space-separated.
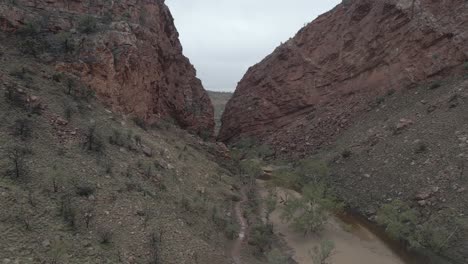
xmin=257 ymin=180 xmax=429 ymax=264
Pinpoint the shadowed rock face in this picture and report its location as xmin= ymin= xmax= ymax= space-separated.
xmin=219 ymin=0 xmax=467 ymax=153
xmin=0 ymin=0 xmax=214 ymax=136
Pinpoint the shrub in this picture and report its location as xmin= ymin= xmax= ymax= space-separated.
xmin=224 ymin=221 xmax=240 ymax=240
xmin=149 ymin=230 xmax=161 ymax=264
xmin=239 ymin=159 xmax=262 ymax=186
xmin=235 ymin=137 xmax=256 ymax=149
xmin=11 ymin=118 xmax=32 ymax=140
xmin=264 ymin=192 xmax=277 ymax=222
xmin=414 ymin=142 xmax=428 ymax=154
xmin=75 ymin=184 xmax=95 ymax=197
xmin=97 ymin=227 xmax=113 ymax=244
xmin=19 ymin=38 xmax=45 ymax=57
xmin=273 ymin=159 xmax=329 ymax=190
xmin=65 ymin=78 xmax=75 ymax=95
xmin=198 ymin=129 xmax=212 ymax=141
xmin=109 ymin=129 xmax=125 ymax=146
xmin=103 ymin=160 xmax=113 ymax=175
xmin=57 ymin=32 xmax=75 ymax=54
xmin=249 ymin=223 xmax=274 ymax=253
xmin=60 ymin=194 xmax=76 ymax=228
xmin=82 ymin=125 xmax=105 ymax=153
xmin=281 ymin=183 xmax=342 ymax=236
xmin=295 ymin=159 xmax=329 ymax=185
xmin=429 ymin=81 xmax=441 ymax=90
xmin=267 ymin=249 xmax=289 ymax=264
xmin=311 ymin=240 xmax=335 ymax=264
xmin=64 ymin=104 xmax=76 ymax=120
xmin=256 ymin=144 xmax=275 ymax=158
xmin=133 ymin=117 xmax=147 ymax=130
xmin=16 ymin=207 xmax=32 ymax=231
xmin=52 ymin=73 xmax=64 ymax=82
xmin=9 ymin=68 xmax=27 ymax=80
xmin=4 ymin=86 xmax=27 ymax=109
xmin=78 ymin=16 xmax=98 ymax=34
xmin=17 ymin=22 xmax=40 ymax=36
xmin=341 ymin=149 xmax=352 ymax=158
xmin=5 ymin=145 xmax=31 ymax=180
xmin=377 ymin=200 xmax=420 ymax=248
xmin=378 ymin=201 xmax=462 ymax=253
xmin=102 ymin=11 xmax=113 ymax=25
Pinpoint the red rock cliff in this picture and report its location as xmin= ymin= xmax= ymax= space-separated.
xmin=0 ymin=0 xmax=214 ymax=135
xmin=219 ymin=0 xmax=467 ymax=152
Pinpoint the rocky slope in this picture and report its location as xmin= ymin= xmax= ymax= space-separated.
xmin=0 ymin=0 xmax=214 ymax=136
xmin=318 ymin=77 xmax=468 ymax=263
xmin=219 ymin=0 xmax=467 ymax=153
xmin=0 ymin=25 xmax=245 ymax=263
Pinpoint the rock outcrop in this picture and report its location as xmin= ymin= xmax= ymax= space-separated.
xmin=219 ymin=0 xmax=467 ymax=153
xmin=0 ymin=0 xmax=214 ymax=136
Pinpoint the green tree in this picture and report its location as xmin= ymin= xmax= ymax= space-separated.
xmin=311 ymin=240 xmax=335 ymax=264
xmin=249 ymin=223 xmax=274 ymax=253
xmin=281 ymin=183 xmax=342 ymax=236
xmin=377 ymin=199 xmax=419 ymax=247
xmin=267 ymin=248 xmax=289 ymax=264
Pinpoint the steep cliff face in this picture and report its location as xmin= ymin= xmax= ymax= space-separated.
xmin=0 ymin=0 xmax=214 ymax=136
xmin=219 ymin=0 xmax=467 ymax=152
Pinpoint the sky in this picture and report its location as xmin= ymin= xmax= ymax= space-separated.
xmin=166 ymin=0 xmax=341 ymax=92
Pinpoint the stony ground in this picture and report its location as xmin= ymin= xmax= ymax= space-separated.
xmin=312 ymin=77 xmax=468 ymax=263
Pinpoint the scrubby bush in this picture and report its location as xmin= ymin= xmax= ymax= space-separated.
xmin=281 ymin=183 xmax=342 ymax=236
xmin=19 ymin=38 xmax=45 ymax=57
xmin=11 ymin=118 xmax=32 ymax=140
xmin=272 ymin=159 xmax=329 ymax=190
xmin=311 ymin=240 xmax=335 ymax=264
xmin=133 ymin=117 xmax=147 ymax=130
xmin=414 ymin=142 xmax=428 ymax=154
xmin=5 ymin=145 xmax=31 ymax=180
xmin=235 ymin=137 xmax=256 ymax=149
xmin=97 ymin=227 xmax=113 ymax=244
xmin=4 ymin=86 xmax=27 ymax=109
xmin=75 ymin=183 xmax=95 ymax=197
xmin=211 ymin=206 xmax=239 ymax=240
xmin=52 ymin=72 xmax=64 ymax=82
xmin=249 ymin=223 xmax=274 ymax=253
xmin=109 ymin=129 xmax=124 ymax=146
xmin=82 ymin=125 xmax=105 ymax=153
xmin=18 ymin=22 xmax=40 ymax=36
xmin=149 ymin=230 xmax=162 ymax=264
xmin=377 ymin=200 xmax=419 ymax=246
xmin=198 ymin=129 xmax=212 ymax=141
xmin=239 ymin=159 xmax=262 ymax=184
xmin=64 ymin=103 xmax=76 ymax=120
xmin=78 ymin=16 xmax=98 ymax=34
xmin=267 ymin=249 xmax=289 ymax=264
xmin=264 ymin=191 xmax=277 ymax=222
xmin=341 ymin=149 xmax=352 ymax=158
xmin=9 ymin=67 xmax=27 ymax=80
xmin=57 ymin=32 xmax=75 ymax=54
xmin=429 ymin=81 xmax=442 ymax=90
xmin=60 ymin=194 xmax=76 ymax=228
xmin=377 ymin=200 xmax=462 ymax=253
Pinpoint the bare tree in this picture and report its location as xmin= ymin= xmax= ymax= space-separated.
xmin=6 ymin=145 xmax=30 ymax=179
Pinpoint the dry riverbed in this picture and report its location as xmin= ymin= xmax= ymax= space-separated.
xmin=257 ymin=180 xmax=410 ymax=264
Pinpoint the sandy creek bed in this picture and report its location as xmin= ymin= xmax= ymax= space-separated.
xmin=257 ymin=179 xmax=423 ymax=264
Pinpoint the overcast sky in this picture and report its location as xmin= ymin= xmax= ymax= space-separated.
xmin=166 ymin=1 xmax=340 ymax=92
